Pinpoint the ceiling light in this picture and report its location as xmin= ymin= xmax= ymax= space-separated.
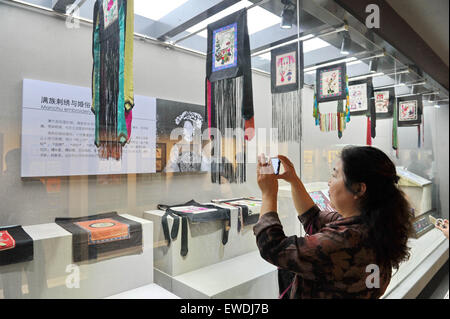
xmin=369 ymin=58 xmax=379 ymax=73
xmin=340 ymin=32 xmax=351 ymax=55
xmin=185 ymin=0 xmax=280 ymax=38
xmin=134 ymin=0 xmax=189 ymax=21
xmin=280 ymin=0 xmax=295 ymax=29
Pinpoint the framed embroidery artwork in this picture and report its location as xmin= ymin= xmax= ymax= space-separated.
xmin=212 ymin=23 xmax=238 ymax=72
xmin=316 ymin=63 xmax=347 ymax=103
xmin=397 ymin=95 xmax=423 ymax=126
xmin=270 ymin=42 xmax=303 ymax=93
xmin=373 ymin=87 xmax=395 ymax=118
xmin=102 ymin=0 xmax=119 ymax=28
xmin=348 ymin=79 xmax=372 ymax=116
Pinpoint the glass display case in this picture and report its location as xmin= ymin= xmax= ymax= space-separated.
xmin=0 ymin=0 xmax=448 ymax=300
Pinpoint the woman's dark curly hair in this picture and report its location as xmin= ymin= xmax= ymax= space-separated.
xmin=340 ymin=146 xmax=414 ymax=269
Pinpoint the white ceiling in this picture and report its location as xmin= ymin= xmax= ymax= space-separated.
xmin=386 ymin=0 xmax=449 ymax=66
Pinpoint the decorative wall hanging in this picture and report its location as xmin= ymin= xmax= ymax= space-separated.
xmin=55 ymin=212 xmax=142 ymax=263
xmin=373 ymin=87 xmax=395 ymax=119
xmin=397 ymin=94 xmax=424 ymax=148
xmin=270 ymin=43 xmax=303 ymax=142
xmin=158 ymin=200 xmax=231 ymax=257
xmin=348 ymin=78 xmax=375 ymax=145
xmin=91 ymin=0 xmax=134 ymax=160
xmin=213 ymin=197 xmax=261 ymax=233
xmin=206 ymin=9 xmax=254 ymax=184
xmin=0 ymin=225 xmax=34 ymax=266
xmin=313 ymin=63 xmax=350 ymax=138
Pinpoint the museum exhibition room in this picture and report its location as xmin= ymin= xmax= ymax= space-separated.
xmin=0 ymin=0 xmax=448 ymax=303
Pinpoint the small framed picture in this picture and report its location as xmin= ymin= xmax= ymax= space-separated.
xmin=348 ymin=79 xmax=372 ymax=116
xmin=316 ymin=63 xmax=347 ymax=103
xmin=397 ymin=95 xmax=423 ymax=127
xmin=373 ymin=87 xmax=395 ymax=118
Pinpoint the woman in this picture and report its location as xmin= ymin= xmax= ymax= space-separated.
xmin=254 ymin=146 xmax=413 ymax=299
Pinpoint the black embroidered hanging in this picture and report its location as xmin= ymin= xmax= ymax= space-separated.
xmin=55 ymin=212 xmax=142 ymax=263
xmin=0 ymin=225 xmax=34 ymax=266
xmin=347 ymin=78 xmax=375 ymax=145
xmin=313 ymin=63 xmax=350 ymax=138
xmin=92 ymin=0 xmax=134 ymax=160
xmin=158 ymin=200 xmax=231 ymax=257
xmin=270 ymin=43 xmax=303 ymax=142
xmin=397 ymin=94 xmax=424 ymax=148
xmin=206 ymin=9 xmax=254 ymax=184
xmin=212 ymin=197 xmax=261 ymax=233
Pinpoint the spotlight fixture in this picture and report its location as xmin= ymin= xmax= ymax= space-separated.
xmin=280 ymin=0 xmax=295 ymax=29
xmin=369 ymin=58 xmax=379 ymax=73
xmin=428 ymin=94 xmax=436 ymax=103
xmin=340 ymin=32 xmax=351 ymax=55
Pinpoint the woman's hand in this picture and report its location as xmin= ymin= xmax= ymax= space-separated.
xmin=436 ymin=219 xmax=449 ymax=239
xmin=257 ymin=154 xmax=278 ymax=215
xmin=257 ymin=154 xmax=278 ymax=198
xmin=277 ymin=155 xmax=300 ymax=184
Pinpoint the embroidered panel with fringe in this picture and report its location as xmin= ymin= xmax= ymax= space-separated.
xmin=92 ymin=0 xmax=134 ymax=160
xmin=313 ymin=63 xmax=350 ymax=139
xmin=270 ymin=42 xmax=303 ymax=143
xmin=205 ymin=9 xmax=254 ymax=184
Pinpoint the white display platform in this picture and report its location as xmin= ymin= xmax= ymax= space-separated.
xmin=106 ymin=283 xmax=180 ymax=299
xmin=144 ymin=204 xmax=259 ymax=277
xmin=158 ymin=250 xmax=278 ymax=299
xmin=382 ymin=229 xmax=449 ymax=299
xmin=0 ymin=215 xmax=173 ymax=299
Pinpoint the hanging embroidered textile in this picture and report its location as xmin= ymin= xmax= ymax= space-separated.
xmin=158 ymin=200 xmax=231 ymax=257
xmin=374 ymin=87 xmax=395 ymax=119
xmin=92 ymin=0 xmax=134 ymax=160
xmin=270 ymin=43 xmax=303 ymax=142
xmin=206 ymin=9 xmax=254 ymax=184
xmin=348 ymin=78 xmax=375 ymax=145
xmin=213 ymin=197 xmax=261 ymax=233
xmin=313 ymin=63 xmax=350 ymax=138
xmin=0 ymin=225 xmax=34 ymax=266
xmin=55 ymin=212 xmax=142 ymax=263
xmin=397 ymin=94 xmax=424 ymax=148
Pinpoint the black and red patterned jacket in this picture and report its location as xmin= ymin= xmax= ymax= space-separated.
xmin=253 ymin=205 xmax=392 ymax=299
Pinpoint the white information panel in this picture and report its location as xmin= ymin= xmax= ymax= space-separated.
xmin=21 ymin=79 xmax=156 ymax=177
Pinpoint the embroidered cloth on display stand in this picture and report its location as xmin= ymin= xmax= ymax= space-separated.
xmin=0 ymin=225 xmax=34 ymax=266
xmin=212 ymin=197 xmax=261 ymax=233
xmin=205 ymin=9 xmax=255 ymax=184
xmin=158 ymin=200 xmax=231 ymax=257
xmin=55 ymin=212 xmax=142 ymax=263
xmin=270 ymin=43 xmax=303 ymax=143
xmin=313 ymin=63 xmax=350 ymax=138
xmin=91 ymin=0 xmax=134 ymax=160
xmin=348 ymin=79 xmax=375 ymax=145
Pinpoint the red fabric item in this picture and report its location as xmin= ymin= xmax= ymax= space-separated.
xmin=125 ymin=109 xmax=132 ymax=141
xmin=366 ymin=117 xmax=372 ymax=146
xmin=244 ymin=117 xmax=255 ymax=141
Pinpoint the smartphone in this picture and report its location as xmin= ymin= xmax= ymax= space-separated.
xmin=270 ymin=157 xmax=281 ymax=175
